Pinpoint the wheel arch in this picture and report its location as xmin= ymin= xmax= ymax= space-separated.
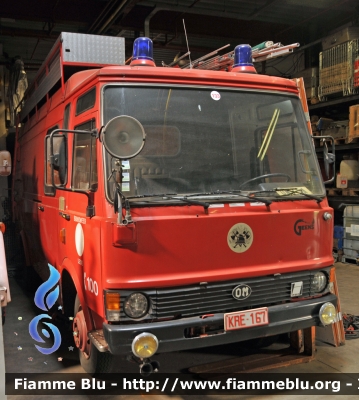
xmin=61 ymin=269 xmax=77 ymax=318
xmin=60 ymin=257 xmax=94 ymax=330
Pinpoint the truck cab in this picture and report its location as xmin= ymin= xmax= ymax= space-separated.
xmin=13 ymin=34 xmax=337 ymax=374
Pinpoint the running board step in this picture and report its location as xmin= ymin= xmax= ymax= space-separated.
xmin=89 ymin=330 xmax=109 ymax=352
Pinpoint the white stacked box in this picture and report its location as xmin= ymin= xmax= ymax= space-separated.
xmin=343 ymin=205 xmax=359 ymax=263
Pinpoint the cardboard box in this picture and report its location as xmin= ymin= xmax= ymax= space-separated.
xmin=348 ymin=105 xmax=359 ymax=143
xmin=321 ymin=120 xmax=349 ymax=140
xmin=316 ymin=117 xmax=333 ymax=131
xmin=292 ymin=67 xmax=318 ymax=99
xmin=322 ymin=27 xmax=359 ymax=51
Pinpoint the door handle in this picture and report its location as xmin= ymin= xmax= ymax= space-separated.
xmin=59 ymin=212 xmax=70 ymax=221
xmin=38 ymin=206 xmax=44 ymax=212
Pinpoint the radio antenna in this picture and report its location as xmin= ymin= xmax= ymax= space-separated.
xmin=182 ymin=19 xmax=192 ymax=69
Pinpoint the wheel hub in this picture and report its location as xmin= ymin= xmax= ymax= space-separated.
xmin=73 ymin=309 xmax=90 ymax=356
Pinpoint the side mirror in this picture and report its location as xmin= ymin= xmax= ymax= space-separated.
xmin=313 ymin=135 xmax=335 ymax=184
xmin=50 ymin=135 xmax=67 ymax=186
xmin=0 ymin=151 xmax=11 ymax=176
xmin=102 ymin=116 xmax=146 ymax=159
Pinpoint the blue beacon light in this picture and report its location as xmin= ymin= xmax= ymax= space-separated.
xmin=130 ymin=37 xmax=156 ymax=67
xmin=232 ymin=44 xmax=257 ymax=73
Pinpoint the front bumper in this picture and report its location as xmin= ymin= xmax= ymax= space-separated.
xmin=102 ymin=293 xmax=337 ymax=355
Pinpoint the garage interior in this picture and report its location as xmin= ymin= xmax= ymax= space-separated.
xmin=1 ymin=0 xmax=359 ymax=398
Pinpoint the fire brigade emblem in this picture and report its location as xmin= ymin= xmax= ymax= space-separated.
xmin=227 ymin=223 xmax=253 ymax=253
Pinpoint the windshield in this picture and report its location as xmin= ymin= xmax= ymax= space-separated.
xmin=103 ymin=85 xmax=324 ymax=203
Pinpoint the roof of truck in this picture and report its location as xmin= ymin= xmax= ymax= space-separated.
xmin=64 ymin=64 xmax=299 ymax=100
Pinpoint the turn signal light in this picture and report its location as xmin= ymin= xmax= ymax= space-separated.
xmin=105 ymin=292 xmax=121 ymax=310
xmin=0 ymin=222 xmax=5 ymax=234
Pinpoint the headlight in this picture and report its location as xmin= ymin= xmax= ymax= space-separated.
xmin=319 ymin=302 xmax=337 ymax=325
xmin=124 ymin=293 xmax=149 ymax=319
xmin=132 ymin=333 xmax=158 ymax=358
xmin=311 ymin=272 xmax=327 ymax=293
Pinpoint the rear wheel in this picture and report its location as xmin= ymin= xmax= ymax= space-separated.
xmin=73 ymin=295 xmax=113 ymax=374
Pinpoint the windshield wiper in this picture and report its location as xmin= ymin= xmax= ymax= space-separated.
xmin=251 ymin=188 xmax=323 ymax=203
xmin=127 ymin=193 xmax=178 ymax=199
xmin=127 ymin=193 xmax=210 ymax=212
xmin=127 ymin=190 xmax=272 ymax=208
xmin=276 ymin=188 xmax=323 ymax=203
xmin=185 ymin=190 xmax=272 ymax=206
xmin=165 ymin=196 xmax=210 ymax=210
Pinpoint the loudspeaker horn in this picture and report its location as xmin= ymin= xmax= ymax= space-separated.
xmin=103 ymin=115 xmax=146 ymax=159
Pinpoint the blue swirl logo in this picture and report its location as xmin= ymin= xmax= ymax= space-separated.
xmin=29 ymin=264 xmax=62 ymax=354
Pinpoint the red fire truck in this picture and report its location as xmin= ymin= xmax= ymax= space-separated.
xmin=13 ymin=33 xmax=337 ymax=374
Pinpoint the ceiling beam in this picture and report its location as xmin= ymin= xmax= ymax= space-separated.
xmin=143 ymin=4 xmax=281 ymax=38
xmin=0 ymin=27 xmax=60 ymax=40
xmin=87 ymin=0 xmax=141 ymax=34
xmin=248 ymin=0 xmax=281 ymax=19
xmin=87 ymin=0 xmax=119 ymax=33
xmin=278 ymin=0 xmax=352 ymax=35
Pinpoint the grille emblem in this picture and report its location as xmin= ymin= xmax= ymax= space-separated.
xmin=232 ymin=284 xmax=251 ymax=300
xmin=291 ymin=281 xmax=303 ymax=297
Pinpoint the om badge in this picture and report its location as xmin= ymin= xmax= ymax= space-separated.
xmin=227 ymin=223 xmax=253 ymax=253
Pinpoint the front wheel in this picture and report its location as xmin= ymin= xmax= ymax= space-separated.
xmin=73 ymin=295 xmax=113 ymax=374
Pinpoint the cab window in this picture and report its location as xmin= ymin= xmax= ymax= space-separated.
xmin=72 ymin=119 xmax=97 ymax=190
xmin=63 ymin=103 xmax=71 ymax=129
xmin=76 ymin=88 xmax=96 ymax=116
xmin=44 ymin=125 xmax=60 ymax=195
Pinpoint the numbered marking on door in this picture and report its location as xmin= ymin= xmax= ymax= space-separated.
xmin=84 ymin=272 xmax=98 ymax=296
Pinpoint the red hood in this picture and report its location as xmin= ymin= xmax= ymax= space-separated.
xmin=102 ymin=200 xmax=333 ymax=289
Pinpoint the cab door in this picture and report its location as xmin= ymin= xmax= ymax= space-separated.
xmin=57 ymin=86 xmax=102 ymax=315
xmin=40 ymin=124 xmax=61 ymax=270
xmin=40 ymin=103 xmax=71 ymax=271
xmin=63 ymin=116 xmax=102 ymax=313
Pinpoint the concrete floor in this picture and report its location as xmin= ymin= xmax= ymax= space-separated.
xmin=1 ymin=261 xmax=359 ymax=399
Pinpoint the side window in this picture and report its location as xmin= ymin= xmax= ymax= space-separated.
xmin=72 ymin=119 xmax=98 ymax=190
xmin=63 ymin=103 xmax=71 ymax=129
xmin=44 ymin=125 xmax=60 ymax=196
xmin=76 ymin=88 xmax=96 ymax=116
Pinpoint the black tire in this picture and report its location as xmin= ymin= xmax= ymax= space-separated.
xmin=74 ymin=295 xmax=113 ymax=374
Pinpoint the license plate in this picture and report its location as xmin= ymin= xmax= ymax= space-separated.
xmin=224 ymin=307 xmax=269 ymax=331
